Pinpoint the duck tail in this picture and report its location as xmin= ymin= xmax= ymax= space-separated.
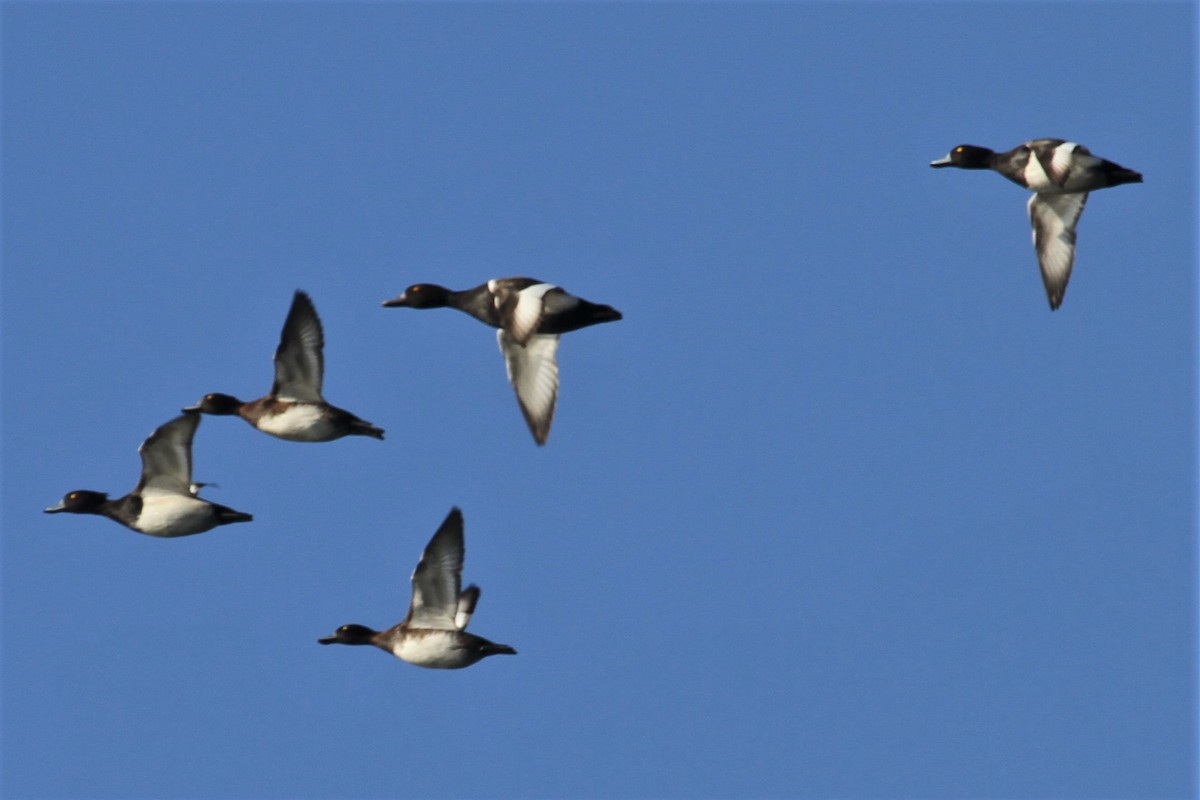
xmin=215 ymin=505 xmax=254 ymax=525
xmin=352 ymin=421 xmax=386 ymax=440
xmin=482 ymin=643 xmax=517 ymax=658
xmin=1104 ymin=162 xmax=1143 ymax=186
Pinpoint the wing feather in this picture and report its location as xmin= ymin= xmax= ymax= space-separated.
xmin=498 ymin=330 xmax=560 ymax=445
xmin=272 ymin=291 xmax=325 ymax=402
xmin=1028 ymin=192 xmax=1088 ymax=310
xmin=406 ymin=508 xmax=465 ymax=630
xmin=135 ymin=413 xmax=199 ymax=497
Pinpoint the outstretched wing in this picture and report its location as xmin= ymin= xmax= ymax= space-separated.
xmin=272 ymin=290 xmax=325 ymax=402
xmin=405 ymin=508 xmax=465 ymax=630
xmin=135 ymin=413 xmax=199 ymax=497
xmin=455 ymin=585 xmax=481 ymax=631
xmin=498 ymin=330 xmax=560 ymax=446
xmin=1028 ymin=192 xmax=1088 ymax=311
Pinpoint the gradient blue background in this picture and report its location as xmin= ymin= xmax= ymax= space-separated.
xmin=3 ymin=3 xmax=1196 ymax=798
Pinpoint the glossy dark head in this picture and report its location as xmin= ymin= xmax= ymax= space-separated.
xmin=930 ymin=144 xmax=996 ymax=169
xmin=318 ymin=624 xmax=379 ymax=645
xmin=183 ymin=393 xmax=244 ymax=416
xmin=382 ymin=284 xmax=452 ymax=309
xmin=45 ymin=490 xmax=110 ymax=515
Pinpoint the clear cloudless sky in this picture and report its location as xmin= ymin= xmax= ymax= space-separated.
xmin=2 ymin=3 xmax=1196 ymax=798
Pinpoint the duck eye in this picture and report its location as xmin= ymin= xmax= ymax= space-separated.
xmin=955 ymin=146 xmax=964 ymax=153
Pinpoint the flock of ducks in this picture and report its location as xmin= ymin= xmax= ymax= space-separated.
xmin=46 ymin=279 xmax=620 ymax=668
xmin=45 ymin=139 xmax=1140 ymax=668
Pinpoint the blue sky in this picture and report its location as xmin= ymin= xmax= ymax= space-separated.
xmin=2 ymin=3 xmax=1196 ymax=798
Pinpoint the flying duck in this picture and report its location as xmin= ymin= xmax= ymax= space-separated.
xmin=931 ymin=139 xmax=1142 ymax=309
xmin=186 ymin=290 xmax=384 ymax=441
xmin=318 ymin=507 xmax=516 ymax=669
xmin=382 ymin=278 xmax=621 ymax=444
xmin=45 ymin=412 xmax=252 ymax=537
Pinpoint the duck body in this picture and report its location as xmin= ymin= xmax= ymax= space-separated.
xmin=185 ymin=291 xmax=383 ymax=441
xmin=323 ymin=623 xmax=516 ymax=669
xmin=45 ymin=413 xmax=253 ymax=537
xmin=318 ymin=508 xmax=516 ymax=669
xmin=187 ymin=393 xmax=383 ymax=443
xmin=383 ymin=278 xmax=621 ymax=444
xmin=931 ymin=139 xmax=1142 ymax=310
xmin=383 ymin=278 xmax=622 ymax=337
xmin=933 ymin=139 xmax=1142 ymax=193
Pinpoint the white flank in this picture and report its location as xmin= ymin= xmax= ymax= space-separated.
xmin=1022 ymin=147 xmax=1054 ymax=191
xmin=508 ymin=283 xmax=557 ymax=344
xmin=134 ymin=495 xmax=219 ymax=537
xmin=393 ymin=631 xmax=468 ymax=669
xmin=255 ymin=404 xmax=339 ymax=441
xmin=1047 ymin=142 xmax=1080 ymax=186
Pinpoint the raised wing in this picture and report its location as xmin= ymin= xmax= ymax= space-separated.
xmin=1028 ymin=192 xmax=1088 ymax=311
xmin=498 ymin=330 xmax=560 ymax=445
xmin=405 ymin=508 xmax=466 ymax=630
xmin=272 ymin=290 xmax=325 ymax=402
xmin=455 ymin=585 xmax=481 ymax=631
xmin=135 ymin=413 xmax=199 ymax=497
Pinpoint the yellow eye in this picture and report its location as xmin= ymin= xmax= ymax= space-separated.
xmin=955 ymin=146 xmax=964 ymax=153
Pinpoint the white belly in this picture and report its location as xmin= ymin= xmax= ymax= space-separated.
xmin=393 ymin=631 xmax=471 ymax=669
xmin=255 ymin=404 xmax=339 ymax=442
xmin=134 ymin=495 xmax=218 ymax=537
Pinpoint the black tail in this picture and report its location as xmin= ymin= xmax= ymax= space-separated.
xmin=587 ymin=303 xmax=623 ymax=325
xmin=1103 ymin=161 xmax=1143 ymax=187
xmin=351 ymin=420 xmax=385 ymax=440
xmin=215 ymin=505 xmax=253 ymax=526
xmin=482 ymin=643 xmax=517 ymax=657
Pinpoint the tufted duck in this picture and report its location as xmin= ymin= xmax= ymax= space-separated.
xmin=383 ymin=279 xmax=621 ymax=444
xmin=318 ymin=507 xmax=516 ymax=669
xmin=45 ymin=412 xmax=252 ymax=537
xmin=931 ymin=139 xmax=1142 ymax=310
xmin=186 ymin=291 xmax=384 ymax=441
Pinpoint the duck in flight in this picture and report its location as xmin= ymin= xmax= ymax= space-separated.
xmin=383 ymin=278 xmax=621 ymax=444
xmin=186 ymin=290 xmax=383 ymax=441
xmin=45 ymin=412 xmax=253 ymax=537
xmin=318 ymin=507 xmax=516 ymax=669
xmin=931 ymin=139 xmax=1142 ymax=310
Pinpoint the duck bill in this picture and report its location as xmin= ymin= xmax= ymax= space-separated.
xmin=929 ymin=155 xmax=953 ymax=168
xmin=381 ymin=293 xmax=410 ymax=308
xmin=44 ymin=502 xmax=66 ymax=513
xmin=317 ymin=635 xmax=338 ymax=645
